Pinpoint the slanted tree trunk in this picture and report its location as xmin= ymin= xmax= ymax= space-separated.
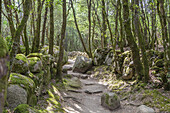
xmin=56 ymin=0 xmax=67 ymax=79
xmin=123 ymin=0 xmax=144 ymax=80
xmin=70 ymin=0 xmax=90 ymax=56
xmin=0 ymin=38 xmax=9 ymax=113
xmin=49 ymin=0 xmax=54 ymax=55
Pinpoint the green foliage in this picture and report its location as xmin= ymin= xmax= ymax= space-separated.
xmin=5 ymin=36 xmax=12 ymax=51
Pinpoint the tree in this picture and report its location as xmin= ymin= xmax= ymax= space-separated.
xmin=9 ymin=0 xmax=32 ymax=63
xmin=123 ymin=0 xmax=144 ymax=81
xmin=0 ymin=37 xmax=9 ymax=112
xmin=49 ymin=0 xmax=54 ymax=55
xmin=32 ymin=0 xmax=45 ymax=52
xmin=56 ymin=0 xmax=67 ymax=79
xmin=134 ymin=0 xmax=149 ymax=82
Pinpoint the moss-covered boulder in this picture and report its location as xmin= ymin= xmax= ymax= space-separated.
xmin=8 ymin=73 xmax=37 ymax=106
xmin=104 ymin=50 xmax=114 ymax=65
xmin=12 ymin=54 xmax=29 ymax=74
xmin=14 ymin=104 xmax=40 ymax=113
xmin=94 ymin=48 xmax=111 ymax=66
xmin=27 ymin=53 xmax=43 ymax=58
xmin=114 ymin=50 xmax=131 ymax=75
xmin=122 ymin=56 xmax=135 ymax=80
xmin=7 ymin=85 xmax=27 ymax=110
xmin=28 ymin=57 xmax=43 ymax=73
xmin=101 ymin=92 xmax=120 ymax=110
xmin=73 ymin=56 xmax=92 ymax=73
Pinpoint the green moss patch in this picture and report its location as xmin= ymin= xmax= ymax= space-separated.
xmin=9 ymin=73 xmax=35 ymax=92
xmin=27 ymin=53 xmax=43 ymax=58
xmin=15 ymin=54 xmax=28 ymax=63
xmin=143 ymin=89 xmax=170 ymax=112
xmin=0 ymin=37 xmax=8 ymax=57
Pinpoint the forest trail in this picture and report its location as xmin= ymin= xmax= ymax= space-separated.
xmin=62 ymin=59 xmax=138 ymax=113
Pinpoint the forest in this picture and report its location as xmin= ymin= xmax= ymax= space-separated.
xmin=0 ymin=0 xmax=169 ymax=113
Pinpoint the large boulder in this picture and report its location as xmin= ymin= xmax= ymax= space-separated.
xmin=114 ymin=50 xmax=131 ymax=75
xmin=7 ymin=85 xmax=27 ymax=110
xmin=101 ymin=92 xmax=120 ymax=110
xmin=104 ymin=50 xmax=114 ymax=66
xmin=8 ymin=73 xmax=37 ymax=106
xmin=73 ymin=56 xmax=92 ymax=73
xmin=94 ymin=48 xmax=111 ymax=65
xmin=135 ymin=105 xmax=155 ymax=113
xmin=28 ymin=57 xmax=43 ymax=73
xmin=12 ymin=54 xmax=29 ymax=74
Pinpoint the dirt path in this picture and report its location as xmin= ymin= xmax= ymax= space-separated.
xmin=62 ymin=59 xmax=137 ymax=113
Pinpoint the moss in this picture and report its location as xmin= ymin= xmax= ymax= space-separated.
xmin=143 ymin=89 xmax=170 ymax=112
xmin=14 ymin=104 xmax=40 ymax=113
xmin=104 ymin=93 xmax=110 ymax=105
xmin=0 ymin=37 xmax=8 ymax=57
xmin=9 ymin=73 xmax=35 ymax=93
xmin=28 ymin=57 xmax=41 ymax=65
xmin=15 ymin=54 xmax=28 ymax=63
xmin=27 ymin=53 xmax=43 ymax=58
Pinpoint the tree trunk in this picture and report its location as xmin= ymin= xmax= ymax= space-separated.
xmin=0 ymin=0 xmax=1 ymax=34
xmin=4 ymin=0 xmax=16 ymax=39
xmin=134 ymin=0 xmax=149 ymax=82
xmin=10 ymin=0 xmax=31 ymax=63
xmin=32 ymin=0 xmax=42 ymax=52
xmin=70 ymin=0 xmax=90 ymax=56
xmin=123 ymin=0 xmax=144 ymax=80
xmin=101 ymin=0 xmax=107 ymax=48
xmin=87 ymin=0 xmax=93 ymax=58
xmin=56 ymin=0 xmax=67 ymax=79
xmin=24 ymin=25 xmax=29 ymax=56
xmin=49 ymin=0 xmax=54 ymax=55
xmin=118 ymin=0 xmax=124 ymax=52
xmin=41 ymin=4 xmax=48 ymax=47
xmin=0 ymin=38 xmax=9 ymax=113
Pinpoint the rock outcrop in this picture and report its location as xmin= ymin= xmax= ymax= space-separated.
xmin=7 ymin=85 xmax=27 ymax=110
xmin=73 ymin=56 xmax=92 ymax=73
xmin=101 ymin=92 xmax=120 ymax=110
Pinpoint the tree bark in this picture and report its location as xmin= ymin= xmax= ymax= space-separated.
xmin=101 ymin=0 xmax=107 ymax=48
xmin=134 ymin=0 xmax=149 ymax=82
xmin=49 ymin=0 xmax=54 ymax=55
xmin=123 ymin=0 xmax=144 ymax=80
xmin=10 ymin=0 xmax=31 ymax=63
xmin=32 ymin=0 xmax=43 ymax=52
xmin=0 ymin=38 xmax=9 ymax=113
xmin=87 ymin=0 xmax=93 ymax=58
xmin=56 ymin=0 xmax=67 ymax=79
xmin=70 ymin=0 xmax=90 ymax=56
xmin=41 ymin=5 xmax=48 ymax=47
